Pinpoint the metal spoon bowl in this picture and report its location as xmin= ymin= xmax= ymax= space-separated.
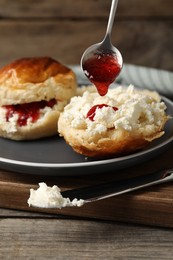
xmin=81 ymin=36 xmax=123 ymax=69
xmin=81 ymin=0 xmax=123 ymax=87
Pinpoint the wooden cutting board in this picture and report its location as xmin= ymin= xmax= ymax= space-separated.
xmin=1 ymin=144 xmax=173 ymax=228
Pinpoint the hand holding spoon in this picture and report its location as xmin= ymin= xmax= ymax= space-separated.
xmin=81 ymin=0 xmax=123 ymax=96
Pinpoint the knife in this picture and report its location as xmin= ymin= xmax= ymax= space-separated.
xmin=62 ymin=168 xmax=173 ymax=203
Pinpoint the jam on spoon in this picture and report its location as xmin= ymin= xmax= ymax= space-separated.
xmin=82 ymin=50 xmax=121 ymax=96
xmin=81 ymin=0 xmax=123 ymax=96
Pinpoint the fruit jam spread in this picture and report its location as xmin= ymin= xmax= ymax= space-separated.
xmin=87 ymin=104 xmax=118 ymax=121
xmin=83 ymin=51 xmax=121 ymax=96
xmin=3 ymin=99 xmax=56 ymax=126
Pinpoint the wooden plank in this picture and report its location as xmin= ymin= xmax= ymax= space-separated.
xmin=0 ymin=0 xmax=172 ymax=18
xmin=1 ymin=218 xmax=173 ymax=259
xmin=0 ymin=0 xmax=110 ymax=18
xmin=0 ymin=20 xmax=172 ymax=71
xmin=119 ymin=0 xmax=173 ymax=17
xmin=0 ymin=208 xmax=54 ymax=217
xmin=1 ymin=145 xmax=173 ymax=228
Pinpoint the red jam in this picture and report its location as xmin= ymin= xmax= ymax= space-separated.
xmin=87 ymin=104 xmax=118 ymax=121
xmin=83 ymin=51 xmax=121 ymax=96
xmin=3 ymin=99 xmax=56 ymax=126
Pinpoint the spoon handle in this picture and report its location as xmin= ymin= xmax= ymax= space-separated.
xmin=106 ymin=0 xmax=119 ymax=37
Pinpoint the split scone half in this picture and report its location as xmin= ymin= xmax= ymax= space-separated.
xmin=0 ymin=57 xmax=77 ymax=140
xmin=58 ymin=85 xmax=169 ymax=157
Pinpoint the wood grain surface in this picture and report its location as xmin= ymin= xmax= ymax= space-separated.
xmin=1 ymin=216 xmax=173 ymax=259
xmin=1 ymin=144 xmax=173 ymax=229
xmin=0 ymin=0 xmax=172 ymax=71
xmin=0 ymin=0 xmax=172 ymax=18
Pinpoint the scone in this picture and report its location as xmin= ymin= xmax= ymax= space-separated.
xmin=0 ymin=57 xmax=77 ymax=140
xmin=58 ymin=85 xmax=169 ymax=157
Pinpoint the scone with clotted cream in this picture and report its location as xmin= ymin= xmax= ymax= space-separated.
xmin=58 ymin=85 xmax=169 ymax=157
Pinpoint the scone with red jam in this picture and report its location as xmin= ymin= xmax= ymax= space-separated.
xmin=0 ymin=57 xmax=77 ymax=140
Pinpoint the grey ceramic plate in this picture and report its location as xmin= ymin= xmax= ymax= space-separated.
xmin=0 ymin=66 xmax=173 ymax=176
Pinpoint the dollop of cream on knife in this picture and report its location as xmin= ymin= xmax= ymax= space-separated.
xmin=27 ymin=182 xmax=84 ymax=209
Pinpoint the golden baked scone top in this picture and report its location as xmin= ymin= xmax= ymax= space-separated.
xmin=0 ymin=57 xmax=71 ymax=85
xmin=0 ymin=57 xmax=77 ymax=106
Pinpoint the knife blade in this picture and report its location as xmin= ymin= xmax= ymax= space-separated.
xmin=62 ymin=168 xmax=173 ymax=203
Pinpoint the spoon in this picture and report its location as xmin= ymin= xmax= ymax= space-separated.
xmin=81 ymin=0 xmax=123 ymax=96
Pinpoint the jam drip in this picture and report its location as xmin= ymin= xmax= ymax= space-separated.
xmin=87 ymin=104 xmax=118 ymax=121
xmin=3 ymin=99 xmax=56 ymax=126
xmin=83 ymin=51 xmax=121 ymax=96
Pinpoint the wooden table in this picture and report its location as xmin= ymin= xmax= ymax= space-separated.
xmin=1 ymin=143 xmax=173 ymax=259
xmin=1 ymin=208 xmax=173 ymax=259
xmin=0 ymin=1 xmax=173 ymax=258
